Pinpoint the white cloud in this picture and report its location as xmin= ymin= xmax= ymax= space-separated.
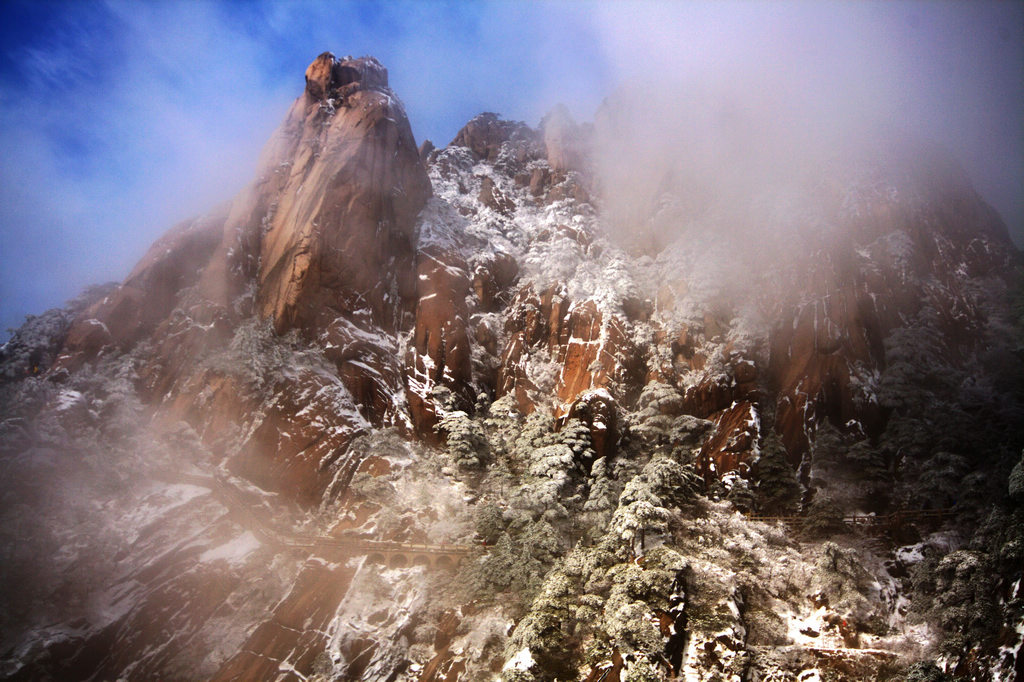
xmin=588 ymin=0 xmax=1023 ymax=244
xmin=1 ymin=0 xmax=1019 ymax=338
xmin=0 ymin=1 xmax=290 ymax=333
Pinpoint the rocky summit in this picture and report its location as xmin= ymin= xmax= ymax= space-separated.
xmin=1 ymin=52 xmax=1022 ymax=682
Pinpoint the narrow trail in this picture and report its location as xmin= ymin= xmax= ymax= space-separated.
xmin=745 ymin=509 xmax=956 ymax=530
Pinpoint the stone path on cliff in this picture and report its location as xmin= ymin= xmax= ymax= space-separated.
xmin=745 ymin=509 xmax=956 ymax=533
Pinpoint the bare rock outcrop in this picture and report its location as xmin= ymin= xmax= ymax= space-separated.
xmin=8 ymin=44 xmax=1023 ymax=682
xmin=769 ymin=161 xmax=1018 ymax=466
xmin=56 ymin=208 xmax=228 ymax=368
xmin=564 ymin=388 xmax=618 ymax=461
xmin=471 ymin=252 xmax=519 ymax=312
xmin=251 ymin=53 xmax=430 ymax=336
xmin=405 ymin=243 xmax=474 ymax=439
xmin=496 ymin=284 xmax=645 ymax=416
xmin=448 ymin=112 xmax=540 ymax=164
xmin=55 ymin=52 xmax=432 ymax=502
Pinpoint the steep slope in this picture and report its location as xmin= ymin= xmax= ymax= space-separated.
xmin=1 ymin=53 xmax=1022 ymax=681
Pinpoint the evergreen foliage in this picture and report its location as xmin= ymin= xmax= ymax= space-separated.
xmin=753 ymin=432 xmax=801 ymax=515
xmin=582 ymin=456 xmax=617 ymax=514
xmin=844 ymin=438 xmax=889 ymax=503
xmin=436 ymin=409 xmax=489 ymax=470
xmin=621 ymin=658 xmax=663 ymax=682
xmin=474 ymin=502 xmax=506 ymax=544
xmin=720 ymin=471 xmax=752 ymax=513
xmin=4 ymin=88 xmax=1024 ymax=682
xmin=629 ymin=381 xmax=712 ymax=452
xmin=811 ymin=541 xmax=883 ymax=635
xmin=915 ymin=451 xmax=970 ymax=509
xmin=800 ymin=499 xmax=846 ymax=539
xmin=215 ymin=318 xmax=304 ymax=392
xmin=913 ymin=549 xmax=1000 ymax=657
xmin=612 ymin=479 xmax=670 ymax=556
xmin=0 ymin=284 xmax=113 ymax=383
xmin=808 ymin=421 xmax=890 ymax=512
xmin=1008 ymin=450 xmax=1024 ymax=502
xmin=611 ymin=454 xmax=699 ymax=555
xmin=481 ymin=393 xmax=522 ymax=459
xmin=908 ymin=505 xmax=1024 ymax=669
xmin=903 ymin=661 xmax=953 ymax=682
xmin=500 ymin=571 xmax=580 ymax=681
xmin=460 ymin=519 xmax=561 ymax=612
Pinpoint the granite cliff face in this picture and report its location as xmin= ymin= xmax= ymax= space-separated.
xmin=252 ymin=53 xmax=429 ymax=336
xmin=1 ymin=54 xmax=1022 ymax=681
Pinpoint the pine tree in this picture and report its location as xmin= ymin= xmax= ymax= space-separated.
xmin=610 ymin=456 xmax=684 ymax=555
xmin=642 ymin=455 xmax=700 ymax=509
xmin=558 ymin=417 xmax=596 ymax=464
xmin=724 ymin=473 xmax=755 ymax=513
xmin=611 ymin=486 xmax=670 ymax=555
xmin=474 ymin=502 xmax=506 ymax=544
xmin=754 ymin=432 xmax=801 ymax=515
xmin=436 ymin=409 xmax=489 ymax=471
xmin=583 ymin=457 xmax=618 ymax=514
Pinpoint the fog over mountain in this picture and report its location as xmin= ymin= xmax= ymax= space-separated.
xmin=1 ymin=3 xmax=1023 ymax=681
xmin=0 ymin=1 xmax=1021 ymax=338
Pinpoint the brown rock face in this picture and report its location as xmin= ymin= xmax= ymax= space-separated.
xmin=13 ymin=47 xmax=1022 ymax=682
xmin=472 ymin=252 xmax=519 ymax=311
xmin=212 ymin=555 xmax=357 ymax=681
xmin=698 ymin=400 xmax=760 ymax=482
xmin=55 ymin=61 xmax=1019 ymax=509
xmin=448 ymin=112 xmax=540 ymax=163
xmin=565 ymin=388 xmax=618 ymax=461
xmin=478 ymin=176 xmax=515 ymax=215
xmin=496 ymin=285 xmax=645 ymax=416
xmin=321 ymin=316 xmax=409 ymax=429
xmin=768 ymin=167 xmax=1017 ymax=466
xmin=177 ymin=53 xmax=429 ymax=342
xmin=227 ymin=369 xmax=365 ymax=503
xmin=304 ymin=52 xmax=388 ymax=99
xmin=253 ymin=53 xmax=430 ymax=336
xmin=405 ymin=242 xmax=474 ymax=438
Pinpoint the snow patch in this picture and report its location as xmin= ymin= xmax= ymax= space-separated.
xmin=895 ymin=542 xmax=925 ymax=565
xmin=503 ymin=647 xmax=535 ymax=672
xmin=199 ymin=531 xmax=261 ymax=565
xmin=54 ymin=389 xmax=84 ymax=411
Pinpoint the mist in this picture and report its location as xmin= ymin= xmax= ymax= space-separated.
xmin=0 ymin=0 xmax=1020 ymax=339
xmin=585 ymin=1 xmax=1023 ymax=254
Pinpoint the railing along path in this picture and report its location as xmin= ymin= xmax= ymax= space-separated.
xmin=745 ymin=508 xmax=956 ymax=530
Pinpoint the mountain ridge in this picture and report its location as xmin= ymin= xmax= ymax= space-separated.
xmin=1 ymin=52 xmax=1022 ymax=681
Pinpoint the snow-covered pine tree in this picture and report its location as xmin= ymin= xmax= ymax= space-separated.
xmin=753 ymin=432 xmax=801 ymax=515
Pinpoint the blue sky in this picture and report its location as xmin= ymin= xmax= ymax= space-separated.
xmin=0 ymin=0 xmax=1021 ymax=338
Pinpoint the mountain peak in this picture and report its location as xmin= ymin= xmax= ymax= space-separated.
xmin=303 ymin=51 xmax=389 ymax=100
